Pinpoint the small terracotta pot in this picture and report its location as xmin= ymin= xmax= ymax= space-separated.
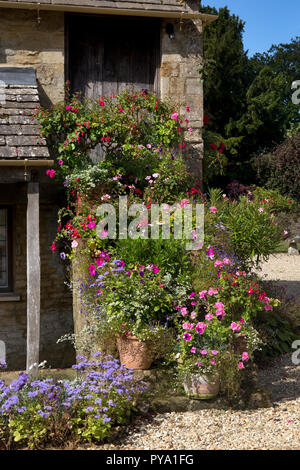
xmin=183 ymin=373 xmax=219 ymax=400
xmin=116 ymin=335 xmax=154 ymax=370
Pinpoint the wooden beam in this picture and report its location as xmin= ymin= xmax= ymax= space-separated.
xmin=26 ymin=181 xmax=40 ymax=375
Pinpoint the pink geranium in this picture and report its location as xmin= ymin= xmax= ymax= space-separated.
xmin=242 ymin=352 xmax=249 ymax=361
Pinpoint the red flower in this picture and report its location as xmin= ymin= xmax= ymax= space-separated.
xmin=204 ymin=114 xmax=210 ymax=125
xmin=210 ymin=144 xmax=217 ymax=151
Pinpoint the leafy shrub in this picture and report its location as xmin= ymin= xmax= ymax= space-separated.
xmin=204 ymin=190 xmax=283 ymax=268
xmin=251 ymin=130 xmax=300 ymax=202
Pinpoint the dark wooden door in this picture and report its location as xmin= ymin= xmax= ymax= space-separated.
xmin=66 ymin=14 xmax=161 ymax=100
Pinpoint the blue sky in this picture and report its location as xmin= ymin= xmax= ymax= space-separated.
xmin=202 ymin=0 xmax=300 ymax=57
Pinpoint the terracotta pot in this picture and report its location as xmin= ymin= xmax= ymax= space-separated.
xmin=183 ymin=373 xmax=219 ymax=400
xmin=116 ymin=335 xmax=154 ymax=370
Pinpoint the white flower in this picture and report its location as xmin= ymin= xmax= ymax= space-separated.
xmin=71 ymin=240 xmax=78 ymax=249
xmin=152 ymin=173 xmax=160 ymax=178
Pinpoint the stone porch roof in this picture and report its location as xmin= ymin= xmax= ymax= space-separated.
xmin=0 ymin=67 xmax=50 ymax=160
xmin=0 ymin=0 xmax=218 ymax=20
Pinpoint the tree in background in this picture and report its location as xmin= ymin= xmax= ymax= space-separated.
xmin=200 ymin=5 xmax=300 ymax=189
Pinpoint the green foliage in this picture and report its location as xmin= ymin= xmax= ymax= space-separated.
xmin=143 ymin=154 xmax=194 ymax=204
xmin=36 ymin=88 xmax=184 ymax=185
xmin=251 ymin=131 xmax=300 ymax=202
xmin=200 ymin=6 xmax=300 ymax=186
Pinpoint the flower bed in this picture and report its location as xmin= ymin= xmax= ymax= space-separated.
xmin=28 ymin=88 xmax=300 ymax=423
xmin=0 ymin=354 xmax=146 ymax=449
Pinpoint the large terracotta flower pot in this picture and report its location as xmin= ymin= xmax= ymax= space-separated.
xmin=116 ymin=335 xmax=154 ymax=370
xmin=183 ymin=373 xmax=219 ymax=400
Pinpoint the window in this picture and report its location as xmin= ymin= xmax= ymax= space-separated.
xmin=0 ymin=207 xmax=12 ymax=293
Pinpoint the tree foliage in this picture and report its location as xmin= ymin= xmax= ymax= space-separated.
xmin=200 ymin=6 xmax=300 ymax=187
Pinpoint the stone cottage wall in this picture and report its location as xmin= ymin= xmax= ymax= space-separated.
xmin=0 ymin=196 xmax=74 ymax=370
xmin=160 ymin=18 xmax=204 ymax=181
xmin=0 ymin=9 xmax=65 ymax=106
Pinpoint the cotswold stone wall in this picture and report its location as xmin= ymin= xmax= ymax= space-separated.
xmin=161 ymin=19 xmax=204 ymax=182
xmin=0 ymin=9 xmax=65 ymax=105
xmin=0 ymin=186 xmax=74 ymax=370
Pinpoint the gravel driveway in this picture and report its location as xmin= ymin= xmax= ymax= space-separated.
xmin=83 ymin=255 xmax=300 ymax=451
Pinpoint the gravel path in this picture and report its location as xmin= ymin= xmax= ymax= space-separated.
xmin=256 ymin=253 xmax=300 ymax=301
xmin=83 ymin=254 xmax=300 ymax=451
xmin=88 ymin=354 xmax=300 ymax=451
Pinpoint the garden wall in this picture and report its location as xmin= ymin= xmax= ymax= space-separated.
xmin=0 ymin=9 xmax=65 ymax=106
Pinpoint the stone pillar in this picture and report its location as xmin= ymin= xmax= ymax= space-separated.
xmin=26 ymin=181 xmax=40 ymax=374
xmin=160 ymin=19 xmax=204 ymax=183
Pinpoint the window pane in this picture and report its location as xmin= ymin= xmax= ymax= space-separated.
xmin=0 ymin=209 xmax=8 ymax=288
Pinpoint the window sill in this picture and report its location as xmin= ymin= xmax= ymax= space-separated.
xmin=0 ymin=293 xmax=21 ymax=302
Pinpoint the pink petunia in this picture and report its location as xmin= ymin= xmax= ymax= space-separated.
xmin=196 ymin=322 xmax=208 ymax=335
xmin=190 ymin=347 xmax=196 ymax=354
xmin=205 ymin=313 xmax=214 ymax=322
xmin=211 ymin=350 xmax=219 ymax=355
xmin=183 ymin=333 xmax=192 ymax=341
xmin=199 ymin=290 xmax=207 ymax=299
xmin=89 ymin=264 xmax=96 ymax=276
xmin=88 ymin=222 xmax=96 ymax=230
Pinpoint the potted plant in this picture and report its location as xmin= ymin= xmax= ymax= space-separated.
xmin=85 ymin=257 xmax=175 ymax=369
xmin=175 ymin=279 xmax=262 ymax=399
